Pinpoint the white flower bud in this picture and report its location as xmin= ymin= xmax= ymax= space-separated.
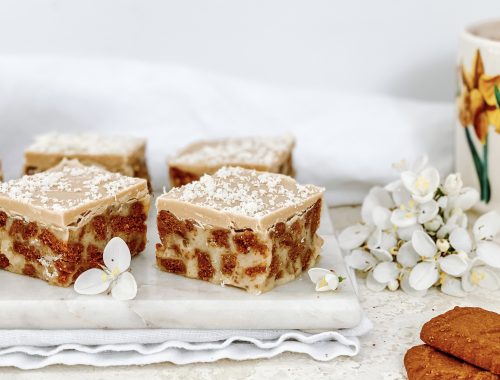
xmin=387 ymin=279 xmax=399 ymax=291
xmin=443 ymin=173 xmax=463 ymax=196
xmin=436 ymin=238 xmax=450 ymax=252
xmin=424 ymin=215 xmax=443 ymax=232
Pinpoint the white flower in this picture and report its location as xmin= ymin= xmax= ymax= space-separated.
xmin=361 ymin=187 xmax=394 ymax=226
xmin=443 ymin=173 xmax=463 ymax=196
xmin=407 ymin=230 xmax=440 ymax=291
xmin=74 ymin=237 xmax=138 ymax=301
xmin=473 ymin=211 xmax=500 ymax=268
xmin=401 ymin=167 xmax=440 ymax=204
xmin=367 ymin=261 xmax=400 ymax=291
xmin=446 ymin=187 xmax=479 ymax=212
xmin=461 ymin=258 xmax=500 ymax=292
xmin=308 ymin=268 xmax=344 ymax=292
xmin=390 ymin=199 xmax=439 ymax=228
xmin=437 ymin=209 xmax=468 ymax=239
xmin=338 ymin=224 xmax=372 ymax=251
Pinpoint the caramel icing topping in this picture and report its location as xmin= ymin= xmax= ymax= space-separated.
xmin=169 ymin=135 xmax=294 ymax=172
xmin=0 ymin=159 xmax=148 ymax=228
xmin=157 ymin=166 xmax=323 ymax=231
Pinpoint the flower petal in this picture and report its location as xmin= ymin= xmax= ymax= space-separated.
xmin=391 ymin=209 xmax=418 ymax=228
xmin=366 ymin=270 xmax=387 ymax=292
xmin=440 ymin=276 xmax=466 ymax=297
xmin=111 ymin=272 xmax=138 ymax=301
xmin=449 ymin=227 xmax=472 ymax=253
xmin=476 ymin=241 xmax=500 ymax=268
xmin=391 ymin=186 xmax=412 ymax=207
xmin=409 ymin=261 xmax=439 ymax=291
xmin=412 ymin=230 xmax=437 ymax=258
xmin=438 ymin=254 xmax=468 ymax=276
xmin=370 ymin=249 xmax=393 ymax=262
xmin=103 ymin=237 xmax=131 ymax=274
xmin=361 ymin=187 xmax=394 ymax=225
xmin=344 ymin=249 xmax=378 ymax=271
xmin=373 ymin=262 xmax=399 ymax=283
xmin=308 ymin=267 xmax=331 ymax=284
xmin=397 ymin=224 xmax=423 ymax=241
xmin=451 ymin=187 xmax=479 ymax=211
xmin=338 ymin=224 xmax=371 ymax=250
xmin=400 ymin=271 xmax=427 ymax=297
xmin=473 ymin=211 xmax=500 ymax=241
xmin=397 ymin=242 xmax=420 ymax=268
xmin=367 ymin=228 xmax=382 ymax=250
xmin=411 ymin=155 xmax=429 ymax=173
xmin=74 ymin=268 xmax=111 ymax=295
xmin=472 ymin=267 xmax=500 ymax=290
xmin=372 ymin=206 xmax=392 ymax=230
xmin=418 ymin=200 xmax=439 ymax=224
xmin=326 ymin=274 xmax=340 ymax=291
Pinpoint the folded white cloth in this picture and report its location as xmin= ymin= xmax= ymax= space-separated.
xmin=0 ymin=56 xmax=454 ymax=205
xmin=0 ymin=316 xmax=372 ymax=369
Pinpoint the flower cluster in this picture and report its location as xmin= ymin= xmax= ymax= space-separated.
xmin=339 ymin=156 xmax=500 ymax=296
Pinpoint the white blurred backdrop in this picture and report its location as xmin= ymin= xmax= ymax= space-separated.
xmin=0 ymin=1 xmax=497 ymax=203
xmin=0 ymin=0 xmax=499 ymax=100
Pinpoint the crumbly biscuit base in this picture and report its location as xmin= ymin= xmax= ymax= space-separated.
xmin=156 ymin=199 xmax=322 ymax=294
xmin=0 ymin=197 xmax=150 ymax=287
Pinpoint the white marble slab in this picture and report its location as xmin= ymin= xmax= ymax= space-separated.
xmin=0 ymin=207 xmax=362 ymax=330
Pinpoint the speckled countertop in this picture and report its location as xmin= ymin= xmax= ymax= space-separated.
xmin=1 ymin=206 xmax=498 ymax=380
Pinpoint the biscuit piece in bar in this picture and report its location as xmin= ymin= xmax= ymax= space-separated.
xmin=23 ymin=132 xmax=151 ymax=186
xmin=0 ymin=159 xmax=150 ymax=286
xmin=404 ymin=345 xmax=498 ymax=380
xmin=168 ymin=135 xmax=295 ymax=187
xmin=156 ymin=166 xmax=324 ymax=294
xmin=421 ymin=307 xmax=500 ymax=375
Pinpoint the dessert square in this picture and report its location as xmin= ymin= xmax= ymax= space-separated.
xmin=23 ymin=132 xmax=151 ymax=186
xmin=156 ymin=166 xmax=324 ymax=294
xmin=0 ymin=159 xmax=150 ymax=286
xmin=168 ymin=135 xmax=295 ymax=187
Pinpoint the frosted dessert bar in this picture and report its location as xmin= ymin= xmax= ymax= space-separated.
xmin=168 ymin=135 xmax=295 ymax=187
xmin=0 ymin=159 xmax=150 ymax=286
xmin=23 ymin=133 xmax=151 ymax=186
xmin=156 ymin=166 xmax=324 ymax=294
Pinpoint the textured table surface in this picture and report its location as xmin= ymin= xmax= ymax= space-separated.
xmin=1 ymin=206 xmax=499 ymax=380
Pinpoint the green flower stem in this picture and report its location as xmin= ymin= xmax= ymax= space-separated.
xmin=483 ymin=138 xmax=491 ymax=203
xmin=464 ymin=127 xmax=487 ymax=200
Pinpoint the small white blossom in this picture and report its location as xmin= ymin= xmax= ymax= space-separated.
xmin=308 ymin=268 xmax=344 ymax=292
xmin=74 ymin=237 xmax=137 ymax=301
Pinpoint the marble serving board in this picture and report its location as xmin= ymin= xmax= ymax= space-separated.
xmin=0 ymin=206 xmax=362 ymax=330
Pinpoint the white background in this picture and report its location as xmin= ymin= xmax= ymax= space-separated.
xmin=0 ymin=0 xmax=499 ymax=101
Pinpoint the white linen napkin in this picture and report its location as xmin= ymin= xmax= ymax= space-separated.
xmin=0 ymin=317 xmax=373 ymax=369
xmin=0 ymin=56 xmax=454 ymax=205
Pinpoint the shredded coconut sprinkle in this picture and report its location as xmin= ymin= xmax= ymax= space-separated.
xmin=26 ymin=132 xmax=145 ymax=155
xmin=171 ymin=135 xmax=294 ymax=167
xmin=0 ymin=160 xmax=142 ymax=211
xmin=165 ymin=166 xmax=323 ymax=218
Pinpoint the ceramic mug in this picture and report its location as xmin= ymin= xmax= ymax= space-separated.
xmin=457 ymin=20 xmax=500 ymax=212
